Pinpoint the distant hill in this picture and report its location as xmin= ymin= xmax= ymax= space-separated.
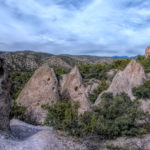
xmin=0 ymin=50 xmax=125 ymax=71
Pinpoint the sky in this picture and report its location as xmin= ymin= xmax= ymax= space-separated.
xmin=0 ymin=0 xmax=150 ymax=56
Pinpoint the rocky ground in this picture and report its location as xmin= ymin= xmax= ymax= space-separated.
xmin=8 ymin=119 xmax=86 ymax=150
xmin=0 ymin=119 xmax=87 ymax=150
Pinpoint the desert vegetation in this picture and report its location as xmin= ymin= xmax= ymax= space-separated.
xmin=10 ymin=101 xmax=26 ymax=120
xmin=10 ymin=71 xmax=33 ymax=100
xmin=54 ymin=67 xmax=67 ymax=80
xmin=137 ymin=55 xmax=150 ymax=73
xmin=42 ymin=92 xmax=149 ymax=139
xmin=133 ymin=80 xmax=150 ymax=99
xmin=79 ymin=59 xmax=130 ymax=80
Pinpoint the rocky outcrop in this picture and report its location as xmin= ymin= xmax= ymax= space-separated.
xmin=95 ymin=59 xmax=146 ymax=105
xmin=140 ymin=99 xmax=150 ymax=115
xmin=44 ymin=56 xmax=72 ymax=70
xmin=60 ymin=66 xmax=91 ymax=114
xmin=1 ymin=53 xmax=39 ymax=71
xmin=106 ymin=69 xmax=117 ymax=79
xmin=145 ymin=46 xmax=150 ymax=57
xmin=84 ymin=79 xmax=99 ymax=96
xmin=0 ymin=119 xmax=65 ymax=150
xmin=105 ymin=134 xmax=150 ymax=150
xmin=0 ymin=58 xmax=11 ymax=131
xmin=16 ymin=65 xmax=59 ymax=125
xmin=8 ymin=119 xmax=86 ymax=150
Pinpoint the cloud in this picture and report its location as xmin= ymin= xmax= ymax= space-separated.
xmin=0 ymin=0 xmax=150 ymax=56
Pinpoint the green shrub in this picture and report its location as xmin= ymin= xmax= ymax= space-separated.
xmin=132 ymin=80 xmax=150 ymax=99
xmin=137 ymin=55 xmax=150 ymax=73
xmin=43 ymin=93 xmax=148 ymax=139
xmin=79 ymin=59 xmax=130 ymax=80
xmin=101 ymin=92 xmax=113 ymax=100
xmin=42 ymin=100 xmax=80 ymax=136
xmin=10 ymin=71 xmax=33 ymax=100
xmin=88 ymin=80 xmax=108 ymax=103
xmin=10 ymin=101 xmax=26 ymax=120
xmin=54 ymin=67 xmax=67 ymax=80
xmin=112 ymin=59 xmax=131 ymax=70
xmin=80 ymin=92 xmax=148 ymax=139
xmin=79 ymin=64 xmax=111 ymax=80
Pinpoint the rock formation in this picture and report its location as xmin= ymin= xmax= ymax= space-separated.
xmin=60 ymin=66 xmax=91 ymax=114
xmin=95 ymin=59 xmax=146 ymax=105
xmin=44 ymin=56 xmax=72 ymax=70
xmin=0 ymin=58 xmax=11 ymax=131
xmin=106 ymin=69 xmax=117 ymax=79
xmin=0 ymin=119 xmax=65 ymax=150
xmin=145 ymin=46 xmax=150 ymax=57
xmin=8 ymin=119 xmax=86 ymax=150
xmin=16 ymin=65 xmax=59 ymax=125
xmin=84 ymin=79 xmax=99 ymax=96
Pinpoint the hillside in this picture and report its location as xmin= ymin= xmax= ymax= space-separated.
xmin=0 ymin=50 xmax=124 ymax=71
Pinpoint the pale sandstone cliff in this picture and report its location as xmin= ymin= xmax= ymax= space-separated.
xmin=60 ymin=66 xmax=91 ymax=114
xmin=16 ymin=65 xmax=59 ymax=125
xmin=95 ymin=59 xmax=146 ymax=105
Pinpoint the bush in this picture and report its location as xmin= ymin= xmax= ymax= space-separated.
xmin=137 ymin=55 xmax=150 ymax=73
xmin=79 ymin=64 xmax=111 ymax=80
xmin=132 ymin=80 xmax=150 ymax=99
xmin=54 ymin=67 xmax=67 ymax=80
xmin=111 ymin=59 xmax=130 ymax=70
xmin=10 ymin=101 xmax=26 ymax=120
xmin=79 ymin=59 xmax=130 ymax=80
xmin=43 ymin=93 xmax=148 ymax=139
xmin=80 ymin=92 xmax=147 ymax=139
xmin=10 ymin=71 xmax=33 ymax=100
xmin=42 ymin=100 xmax=80 ymax=136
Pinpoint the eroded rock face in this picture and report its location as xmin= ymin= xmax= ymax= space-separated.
xmin=0 ymin=58 xmax=11 ymax=131
xmin=16 ymin=65 xmax=59 ymax=125
xmin=145 ymin=46 xmax=150 ymax=57
xmin=60 ymin=66 xmax=91 ymax=114
xmin=0 ymin=119 xmax=66 ymax=150
xmin=95 ymin=59 xmax=146 ymax=105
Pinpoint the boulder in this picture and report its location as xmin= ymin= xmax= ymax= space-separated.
xmin=8 ymin=119 xmax=86 ymax=150
xmin=0 ymin=119 xmax=66 ymax=150
xmin=16 ymin=65 xmax=59 ymax=125
xmin=140 ymin=99 xmax=150 ymax=115
xmin=60 ymin=66 xmax=91 ymax=114
xmin=145 ymin=46 xmax=150 ymax=57
xmin=95 ymin=59 xmax=146 ymax=105
xmin=84 ymin=79 xmax=99 ymax=96
xmin=0 ymin=58 xmax=11 ymax=131
xmin=106 ymin=69 xmax=117 ymax=79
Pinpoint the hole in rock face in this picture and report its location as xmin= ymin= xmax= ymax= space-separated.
xmin=0 ymin=67 xmax=4 ymax=77
xmin=74 ymin=86 xmax=78 ymax=91
xmin=0 ymin=59 xmax=4 ymax=77
xmin=52 ymin=87 xmax=55 ymax=91
xmin=47 ymin=78 xmax=50 ymax=81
